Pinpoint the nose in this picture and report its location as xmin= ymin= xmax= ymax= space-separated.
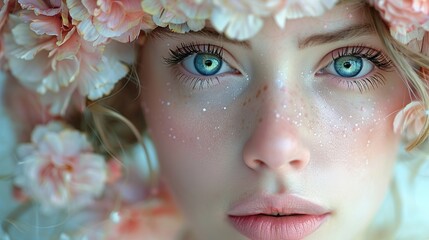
xmin=242 ymin=93 xmax=310 ymax=174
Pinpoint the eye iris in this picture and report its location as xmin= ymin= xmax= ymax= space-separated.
xmin=334 ymin=56 xmax=363 ymax=77
xmin=194 ymin=53 xmax=222 ymax=76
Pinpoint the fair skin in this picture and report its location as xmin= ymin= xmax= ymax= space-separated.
xmin=139 ymin=2 xmax=410 ymax=240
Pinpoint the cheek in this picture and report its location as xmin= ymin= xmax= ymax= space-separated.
xmin=141 ymin=79 xmax=233 ymax=197
xmin=306 ymin=73 xmax=408 ymax=170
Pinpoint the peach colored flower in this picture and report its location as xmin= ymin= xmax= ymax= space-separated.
xmin=393 ymin=101 xmax=428 ymax=140
xmin=67 ymin=0 xmax=155 ymax=46
xmin=4 ymin=1 xmax=129 ymax=115
xmin=141 ymin=0 xmax=208 ymax=33
xmin=14 ymin=121 xmax=107 ymax=214
xmin=369 ymin=0 xmax=429 ymax=43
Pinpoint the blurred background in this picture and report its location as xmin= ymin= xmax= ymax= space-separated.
xmin=0 ymin=72 xmax=19 ymax=238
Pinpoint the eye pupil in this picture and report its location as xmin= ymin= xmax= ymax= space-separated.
xmin=343 ymin=62 xmax=351 ymax=68
xmin=334 ymin=56 xmax=362 ymax=77
xmin=194 ymin=53 xmax=222 ymax=76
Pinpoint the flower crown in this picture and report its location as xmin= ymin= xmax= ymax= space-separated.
xmin=1 ymin=0 xmax=429 ymax=235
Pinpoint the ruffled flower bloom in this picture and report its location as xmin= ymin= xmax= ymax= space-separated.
xmin=67 ymin=0 xmax=155 ymax=46
xmin=4 ymin=0 xmax=129 ymax=115
xmin=14 ymin=121 xmax=107 ymax=214
xmin=141 ymin=0 xmax=209 ymax=33
xmin=393 ymin=101 xmax=428 ymax=140
xmin=369 ymin=0 xmax=429 ymax=43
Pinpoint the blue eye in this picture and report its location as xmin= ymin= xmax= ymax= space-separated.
xmin=325 ymin=54 xmax=374 ymax=78
xmin=181 ymin=53 xmax=234 ymax=77
xmin=194 ymin=53 xmax=222 ymax=76
xmin=334 ymin=56 xmax=362 ymax=77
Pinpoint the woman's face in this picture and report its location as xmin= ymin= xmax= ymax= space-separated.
xmin=139 ymin=2 xmax=410 ymax=239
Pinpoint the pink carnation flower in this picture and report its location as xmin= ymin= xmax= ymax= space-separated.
xmin=393 ymin=101 xmax=428 ymax=140
xmin=14 ymin=121 xmax=107 ymax=214
xmin=369 ymin=0 xmax=429 ymax=43
xmin=4 ymin=0 xmax=129 ymax=115
xmin=67 ymin=0 xmax=155 ymax=45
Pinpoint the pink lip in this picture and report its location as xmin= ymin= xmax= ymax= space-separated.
xmin=227 ymin=194 xmax=330 ymax=240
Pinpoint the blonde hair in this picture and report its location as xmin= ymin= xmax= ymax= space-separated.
xmin=368 ymin=6 xmax=429 ymax=150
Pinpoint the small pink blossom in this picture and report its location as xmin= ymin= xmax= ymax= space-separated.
xmin=14 ymin=121 xmax=107 ymax=214
xmin=67 ymin=0 xmax=155 ymax=45
xmin=369 ymin=0 xmax=429 ymax=43
xmin=393 ymin=101 xmax=428 ymax=140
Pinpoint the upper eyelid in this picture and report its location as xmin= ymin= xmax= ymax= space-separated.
xmin=323 ymin=46 xmax=393 ymax=71
xmin=164 ymin=43 xmax=225 ymax=66
xmin=165 ymin=43 xmax=245 ymax=74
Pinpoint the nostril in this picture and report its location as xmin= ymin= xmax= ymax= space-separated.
xmin=247 ymin=159 xmax=265 ymax=169
xmin=289 ymin=159 xmax=304 ymax=169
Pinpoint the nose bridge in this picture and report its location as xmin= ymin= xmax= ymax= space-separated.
xmin=242 ymin=84 xmax=310 ymax=173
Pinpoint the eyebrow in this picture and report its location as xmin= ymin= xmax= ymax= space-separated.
xmin=298 ymin=23 xmax=375 ymax=49
xmin=152 ymin=23 xmax=374 ymax=49
xmin=151 ymin=27 xmax=252 ymax=49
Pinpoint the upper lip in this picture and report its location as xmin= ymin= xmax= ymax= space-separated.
xmin=227 ymin=194 xmax=330 ymax=216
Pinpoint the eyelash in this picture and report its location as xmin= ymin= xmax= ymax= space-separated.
xmin=326 ymin=45 xmax=393 ymax=93
xmin=164 ymin=43 xmax=229 ymax=90
xmin=164 ymin=43 xmax=393 ymax=92
xmin=164 ymin=43 xmax=224 ymax=66
xmin=332 ymin=45 xmax=392 ymax=71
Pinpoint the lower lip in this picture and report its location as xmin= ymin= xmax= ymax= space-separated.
xmin=228 ymin=213 xmax=329 ymax=240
